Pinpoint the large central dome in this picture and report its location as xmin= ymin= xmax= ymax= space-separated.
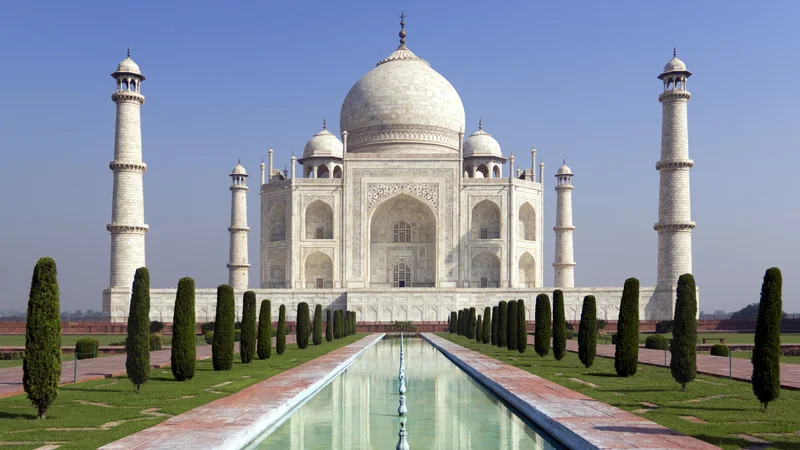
xmin=340 ymin=40 xmax=465 ymax=154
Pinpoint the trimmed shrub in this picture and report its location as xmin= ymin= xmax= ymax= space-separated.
xmin=457 ymin=309 xmax=463 ymax=335
xmin=645 ymin=335 xmax=668 ymax=350
xmin=517 ymin=299 xmax=527 ymax=353
xmin=467 ymin=307 xmax=476 ymax=339
xmin=552 ymin=290 xmax=566 ymax=360
xmin=752 ymin=267 xmax=782 ymax=410
xmin=597 ymin=320 xmax=608 ymax=332
xmin=171 ymin=277 xmax=196 ymax=380
xmin=297 ymin=302 xmax=310 ymax=349
xmin=126 ymin=267 xmax=151 ymax=390
xmin=276 ymin=305 xmax=287 ymax=354
xmin=23 ymin=257 xmax=62 ymax=419
xmin=234 ymin=330 xmax=242 ymax=342
xmin=491 ymin=306 xmax=498 ymax=345
xmin=497 ymin=301 xmax=508 ymax=348
xmin=566 ymin=329 xmax=575 ymax=340
xmin=614 ymin=278 xmax=640 ymax=377
xmin=482 ymin=307 xmax=492 ymax=344
xmin=149 ymin=321 xmax=165 ymax=334
xmin=333 ymin=309 xmax=342 ymax=339
xmin=507 ymin=300 xmax=518 ymax=351
xmin=476 ymin=315 xmax=483 ymax=343
xmin=450 ymin=311 xmax=457 ymax=334
xmin=656 ymin=320 xmax=674 ymax=334
xmin=534 ymin=294 xmax=551 ymax=357
xmin=578 ymin=295 xmax=597 ymax=368
xmin=325 ymin=309 xmax=333 ymax=342
xmin=671 ymin=273 xmax=697 ymax=390
xmin=75 ymin=338 xmax=98 ymax=360
xmin=711 ymin=344 xmax=729 ymax=357
xmin=313 ymin=305 xmax=323 ymax=345
xmin=204 ymin=331 xmax=214 ymax=345
xmin=257 ymin=300 xmax=272 ymax=359
xmin=149 ymin=334 xmax=162 ymax=351
xmin=212 ymin=284 xmax=235 ymax=371
xmin=240 ymin=291 xmax=257 ymax=364
xmin=200 ymin=322 xmax=215 ymax=334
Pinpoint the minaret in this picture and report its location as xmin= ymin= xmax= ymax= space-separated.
xmin=227 ymin=160 xmax=250 ymax=290
xmin=108 ymin=49 xmax=148 ymax=290
xmin=655 ymin=49 xmax=694 ymax=316
xmin=553 ymin=161 xmax=575 ymax=288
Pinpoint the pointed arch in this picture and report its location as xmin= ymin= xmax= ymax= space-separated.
xmin=518 ymin=251 xmax=536 ymax=288
xmin=470 ymin=251 xmax=501 ymax=288
xmin=305 ymin=200 xmax=333 ymax=239
xmin=518 ymin=202 xmax=536 ymax=241
xmin=471 ymin=199 xmax=501 ymax=240
xmin=268 ymin=204 xmax=286 ymax=242
xmin=304 ymin=251 xmax=332 ymax=289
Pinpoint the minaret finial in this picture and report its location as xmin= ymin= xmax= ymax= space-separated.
xmin=127 ymin=47 xmax=130 ymax=58
xmin=478 ymin=117 xmax=482 ymax=130
xmin=563 ymin=158 xmax=566 ymax=165
xmin=237 ymin=158 xmax=241 ymax=165
xmin=399 ymin=11 xmax=407 ymax=47
xmin=673 ymin=47 xmax=676 ymax=58
xmin=323 ymin=117 xmax=327 ymax=130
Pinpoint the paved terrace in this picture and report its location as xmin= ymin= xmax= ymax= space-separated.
xmin=423 ymin=333 xmax=719 ymax=450
xmin=0 ymin=336 xmax=296 ymax=398
xmin=101 ymin=333 xmax=383 ymax=450
xmin=558 ymin=338 xmax=800 ymax=390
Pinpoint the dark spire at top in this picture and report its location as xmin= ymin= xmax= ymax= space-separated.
xmin=127 ymin=47 xmax=131 ymax=58
xmin=478 ymin=117 xmax=482 ymax=130
xmin=323 ymin=117 xmax=327 ymax=130
xmin=673 ymin=47 xmax=677 ymax=58
xmin=563 ymin=158 xmax=566 ymax=165
xmin=237 ymin=158 xmax=241 ymax=165
xmin=399 ymin=11 xmax=407 ymax=48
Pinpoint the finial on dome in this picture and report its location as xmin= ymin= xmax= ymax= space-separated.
xmin=563 ymin=158 xmax=566 ymax=165
xmin=478 ymin=117 xmax=482 ymax=131
xmin=323 ymin=117 xmax=327 ymax=130
xmin=399 ymin=11 xmax=407 ymax=48
xmin=127 ymin=47 xmax=131 ymax=58
xmin=238 ymin=158 xmax=241 ymax=164
xmin=673 ymin=47 xmax=677 ymax=58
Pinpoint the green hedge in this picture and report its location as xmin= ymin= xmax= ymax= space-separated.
xmin=204 ymin=331 xmax=214 ymax=345
xmin=507 ymin=300 xmax=518 ymax=351
xmin=297 ymin=302 xmax=310 ymax=349
xmin=552 ymin=290 xmax=566 ymax=360
xmin=325 ymin=309 xmax=333 ymax=342
xmin=450 ymin=311 xmax=457 ymax=334
xmin=497 ymin=301 xmax=508 ymax=348
xmin=257 ymin=300 xmax=272 ymax=360
xmin=671 ymin=274 xmax=698 ymax=390
xmin=333 ymin=309 xmax=342 ymax=339
xmin=645 ymin=334 xmax=668 ymax=350
xmin=710 ymin=344 xmax=729 ymax=357
xmin=212 ymin=284 xmax=235 ymax=371
xmin=467 ymin=307 xmax=476 ymax=339
xmin=491 ymin=306 xmax=498 ymax=345
xmin=126 ymin=267 xmax=151 ymax=390
xmin=75 ymin=338 xmax=98 ymax=360
xmin=482 ymin=307 xmax=492 ymax=344
xmin=240 ymin=291 xmax=257 ymax=363
xmin=313 ymin=305 xmax=323 ymax=345
xmin=614 ymin=278 xmax=640 ymax=377
xmin=276 ymin=305 xmax=286 ymax=354
xmin=171 ymin=277 xmax=196 ymax=380
xmin=578 ymin=295 xmax=597 ymax=368
xmin=517 ymin=299 xmax=527 ymax=353
xmin=753 ymin=267 xmax=782 ymax=410
xmin=534 ymin=294 xmax=551 ymax=357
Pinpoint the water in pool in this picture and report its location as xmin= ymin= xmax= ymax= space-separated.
xmin=254 ymin=337 xmax=562 ymax=449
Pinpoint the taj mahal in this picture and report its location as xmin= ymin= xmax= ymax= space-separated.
xmin=102 ymin=17 xmax=696 ymax=323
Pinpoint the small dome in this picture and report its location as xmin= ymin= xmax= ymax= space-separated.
xmin=231 ymin=163 xmax=247 ymax=175
xmin=463 ymin=126 xmax=502 ymax=158
xmin=663 ymin=56 xmax=687 ymax=73
xmin=116 ymin=57 xmax=142 ymax=76
xmin=556 ymin=163 xmax=572 ymax=175
xmin=303 ymin=128 xmax=343 ymax=159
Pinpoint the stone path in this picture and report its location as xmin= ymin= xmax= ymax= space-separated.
xmin=557 ymin=338 xmax=800 ymax=390
xmin=0 ymin=336 xmax=296 ymax=398
xmin=100 ymin=334 xmax=383 ymax=450
xmin=425 ymin=333 xmax=719 ymax=450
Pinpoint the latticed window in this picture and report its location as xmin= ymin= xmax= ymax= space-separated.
xmin=316 ymin=278 xmax=324 ymax=289
xmin=316 ymin=227 xmax=324 ymax=239
xmin=393 ymin=221 xmax=411 ymax=243
xmin=480 ymin=228 xmax=488 ymax=239
xmin=481 ymin=277 xmax=489 ymax=288
xmin=393 ymin=263 xmax=411 ymax=287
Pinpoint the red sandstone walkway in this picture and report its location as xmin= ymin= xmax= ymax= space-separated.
xmin=555 ymin=338 xmax=800 ymax=390
xmin=425 ymin=333 xmax=719 ymax=450
xmin=0 ymin=336 xmax=297 ymax=398
xmin=101 ymin=333 xmax=383 ymax=450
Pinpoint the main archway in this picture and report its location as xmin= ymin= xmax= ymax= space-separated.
xmin=368 ymin=193 xmax=436 ymax=287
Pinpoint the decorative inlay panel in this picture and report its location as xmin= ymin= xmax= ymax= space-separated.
xmin=469 ymin=195 xmax=503 ymax=211
xmin=301 ymin=195 xmax=335 ymax=211
xmin=469 ymin=245 xmax=502 ymax=260
xmin=301 ymin=246 xmax=334 ymax=262
xmin=367 ymin=183 xmax=438 ymax=212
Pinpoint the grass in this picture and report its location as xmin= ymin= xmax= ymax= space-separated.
xmin=0 ymin=334 xmax=208 ymax=347
xmin=0 ymin=333 xmax=366 ymax=450
xmin=0 ymin=352 xmax=117 ymax=369
xmin=439 ymin=333 xmax=800 ymax=450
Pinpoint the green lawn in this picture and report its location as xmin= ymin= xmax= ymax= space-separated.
xmin=0 ymin=352 xmax=116 ymax=369
xmin=0 ymin=334 xmax=208 ymax=347
xmin=0 ymin=334 xmax=365 ymax=450
xmin=593 ymin=332 xmax=800 ymax=346
xmin=439 ymin=333 xmax=800 ymax=450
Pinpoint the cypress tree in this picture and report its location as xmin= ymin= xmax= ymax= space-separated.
xmin=475 ymin=315 xmax=483 ymax=342
xmin=23 ymin=257 xmax=61 ymax=419
xmin=671 ymin=274 xmax=697 ymax=390
xmin=450 ymin=311 xmax=457 ymax=333
xmin=276 ymin=305 xmax=287 ymax=354
xmin=457 ymin=309 xmax=463 ymax=335
xmin=552 ymin=290 xmax=567 ymax=360
xmin=491 ymin=306 xmax=498 ymax=345
xmin=534 ymin=294 xmax=551 ymax=357
xmin=752 ymin=267 xmax=782 ymax=410
xmin=171 ymin=277 xmax=196 ymax=380
xmin=325 ymin=309 xmax=333 ymax=342
xmin=614 ymin=278 xmax=640 ymax=377
xmin=297 ymin=302 xmax=310 ymax=349
xmin=257 ymin=300 xmax=272 ymax=359
xmin=507 ymin=300 xmax=518 ymax=350
xmin=482 ymin=307 xmax=492 ymax=344
xmin=313 ymin=304 xmax=323 ymax=345
xmin=343 ymin=310 xmax=349 ymax=336
xmin=351 ymin=311 xmax=357 ymax=335
xmin=497 ymin=301 xmax=508 ymax=348
xmin=212 ymin=284 xmax=235 ymax=370
xmin=578 ymin=295 xmax=597 ymax=368
xmin=517 ymin=299 xmax=527 ymax=353
xmin=467 ymin=307 xmax=477 ymax=339
xmin=125 ymin=267 xmax=151 ymax=389
xmin=240 ymin=291 xmax=257 ymax=363
xmin=333 ymin=309 xmax=342 ymax=339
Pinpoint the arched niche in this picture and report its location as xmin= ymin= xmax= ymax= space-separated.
xmin=518 ymin=252 xmax=536 ymax=288
xmin=471 ymin=199 xmax=501 ymax=240
xmin=304 ymin=251 xmax=332 ymax=289
xmin=268 ymin=204 xmax=286 ymax=242
xmin=518 ymin=202 xmax=536 ymax=241
xmin=470 ymin=251 xmax=500 ymax=288
xmin=305 ymin=200 xmax=333 ymax=239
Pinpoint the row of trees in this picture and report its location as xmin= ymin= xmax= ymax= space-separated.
xmin=449 ymin=301 xmax=527 ymax=352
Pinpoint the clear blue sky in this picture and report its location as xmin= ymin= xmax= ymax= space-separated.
xmin=0 ymin=1 xmax=797 ymax=314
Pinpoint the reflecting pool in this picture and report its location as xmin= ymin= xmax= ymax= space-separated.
xmin=253 ymin=337 xmax=563 ymax=449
